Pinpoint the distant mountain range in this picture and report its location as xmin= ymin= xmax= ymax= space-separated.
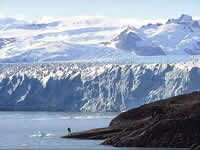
xmin=0 ymin=14 xmax=200 ymax=62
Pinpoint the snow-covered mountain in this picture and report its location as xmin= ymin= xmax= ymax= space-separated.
xmin=106 ymin=14 xmax=200 ymax=55
xmin=108 ymin=27 xmax=166 ymax=56
xmin=0 ymin=60 xmax=200 ymax=112
xmin=0 ymin=14 xmax=200 ymax=62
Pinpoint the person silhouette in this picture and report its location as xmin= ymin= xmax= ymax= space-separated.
xmin=68 ymin=128 xmax=71 ymax=135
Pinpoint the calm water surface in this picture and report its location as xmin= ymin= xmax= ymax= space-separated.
xmin=0 ymin=111 xmax=189 ymax=150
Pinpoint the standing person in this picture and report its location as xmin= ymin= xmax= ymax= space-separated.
xmin=68 ymin=128 xmax=71 ymax=135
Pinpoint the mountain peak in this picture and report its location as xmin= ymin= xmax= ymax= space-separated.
xmin=179 ymin=14 xmax=193 ymax=22
xmin=166 ymin=14 xmax=193 ymax=24
xmin=112 ymin=27 xmax=140 ymax=42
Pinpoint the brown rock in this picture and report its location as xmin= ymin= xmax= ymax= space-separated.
xmin=62 ymin=91 xmax=200 ymax=148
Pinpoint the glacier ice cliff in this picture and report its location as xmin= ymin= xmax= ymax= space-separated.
xmin=0 ymin=61 xmax=200 ymax=112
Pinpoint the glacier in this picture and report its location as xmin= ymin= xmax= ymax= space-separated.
xmin=0 ymin=60 xmax=200 ymax=112
xmin=1 ymin=14 xmax=200 ymax=112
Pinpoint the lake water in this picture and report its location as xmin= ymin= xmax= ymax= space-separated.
xmin=0 ymin=111 xmax=188 ymax=150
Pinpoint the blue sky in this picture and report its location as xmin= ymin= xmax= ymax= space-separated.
xmin=0 ymin=0 xmax=200 ymax=19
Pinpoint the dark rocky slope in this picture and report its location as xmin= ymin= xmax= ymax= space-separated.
xmin=62 ymin=91 xmax=200 ymax=148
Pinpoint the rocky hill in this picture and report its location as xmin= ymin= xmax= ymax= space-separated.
xmin=63 ymin=91 xmax=200 ymax=148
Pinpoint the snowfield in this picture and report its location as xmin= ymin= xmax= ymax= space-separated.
xmin=0 ymin=60 xmax=200 ymax=112
xmin=1 ymin=14 xmax=200 ymax=112
xmin=0 ymin=14 xmax=200 ymax=62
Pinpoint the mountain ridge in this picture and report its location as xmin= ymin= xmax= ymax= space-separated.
xmin=0 ymin=15 xmax=200 ymax=62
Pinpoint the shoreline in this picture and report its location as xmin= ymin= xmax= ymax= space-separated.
xmin=62 ymin=91 xmax=200 ymax=148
